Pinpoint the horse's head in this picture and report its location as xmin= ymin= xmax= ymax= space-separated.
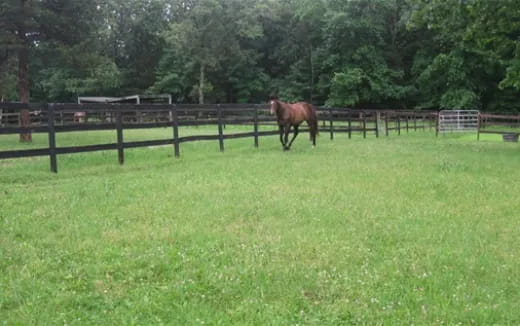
xmin=269 ymin=95 xmax=279 ymax=115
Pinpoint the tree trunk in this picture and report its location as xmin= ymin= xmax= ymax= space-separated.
xmin=309 ymin=46 xmax=314 ymax=103
xmin=18 ymin=0 xmax=31 ymax=142
xmin=198 ymin=63 xmax=205 ymax=104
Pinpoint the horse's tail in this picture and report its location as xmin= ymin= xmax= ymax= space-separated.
xmin=308 ymin=104 xmax=319 ymax=137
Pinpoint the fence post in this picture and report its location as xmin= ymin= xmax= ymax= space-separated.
xmin=397 ymin=115 xmax=401 ymax=135
xmin=406 ymin=114 xmax=409 ymax=133
xmin=254 ymin=105 xmax=259 ymax=148
xmin=413 ymin=114 xmax=417 ymax=131
xmin=385 ymin=113 xmax=389 ymax=136
xmin=47 ymin=103 xmax=58 ymax=173
xmin=435 ymin=112 xmax=439 ymax=137
xmin=348 ymin=113 xmax=352 ymax=139
xmin=375 ymin=112 xmax=379 ymax=138
xmin=116 ymin=109 xmax=124 ymax=165
xmin=217 ymin=104 xmax=224 ymax=152
xmin=329 ymin=109 xmax=334 ymax=140
xmin=362 ymin=112 xmax=367 ymax=139
xmin=477 ymin=113 xmax=481 ymax=141
xmin=171 ymin=105 xmax=180 ymax=157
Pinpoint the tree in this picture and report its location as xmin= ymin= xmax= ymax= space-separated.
xmin=97 ymin=0 xmax=172 ymax=95
xmin=324 ymin=0 xmax=412 ymax=108
xmin=0 ymin=0 xmax=115 ymax=140
xmin=0 ymin=0 xmax=33 ymax=141
xmin=408 ymin=0 xmax=520 ymax=111
xmin=158 ymin=0 xmax=264 ymax=104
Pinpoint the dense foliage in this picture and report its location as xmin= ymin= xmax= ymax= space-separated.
xmin=1 ymin=0 xmax=519 ymax=111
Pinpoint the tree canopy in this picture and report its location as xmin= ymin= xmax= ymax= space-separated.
xmin=1 ymin=0 xmax=519 ymax=111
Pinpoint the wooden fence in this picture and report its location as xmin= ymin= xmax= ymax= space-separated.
xmin=477 ymin=113 xmax=520 ymax=140
xmin=0 ymin=102 xmax=442 ymax=172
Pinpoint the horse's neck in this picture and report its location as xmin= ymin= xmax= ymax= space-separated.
xmin=276 ymin=105 xmax=287 ymax=120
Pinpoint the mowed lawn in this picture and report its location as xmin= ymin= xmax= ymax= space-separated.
xmin=1 ymin=127 xmax=519 ymax=325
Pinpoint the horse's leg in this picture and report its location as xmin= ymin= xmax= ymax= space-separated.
xmin=286 ymin=125 xmax=299 ymax=149
xmin=278 ymin=124 xmax=286 ymax=148
xmin=311 ymin=125 xmax=316 ymax=147
xmin=306 ymin=119 xmax=316 ymax=147
xmin=283 ymin=125 xmax=291 ymax=150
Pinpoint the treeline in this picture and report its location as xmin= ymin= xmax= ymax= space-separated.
xmin=1 ymin=0 xmax=519 ymax=111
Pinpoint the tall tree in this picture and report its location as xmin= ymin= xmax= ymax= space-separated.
xmin=157 ymin=0 xmax=264 ymax=104
xmin=408 ymin=0 xmax=520 ymax=111
xmin=324 ymin=0 xmax=413 ymax=108
xmin=97 ymin=0 xmax=172 ymax=95
xmin=0 ymin=0 xmax=115 ymax=140
xmin=0 ymin=0 xmax=34 ymax=141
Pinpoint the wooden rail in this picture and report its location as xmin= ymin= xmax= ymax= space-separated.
xmin=0 ymin=102 xmax=441 ymax=172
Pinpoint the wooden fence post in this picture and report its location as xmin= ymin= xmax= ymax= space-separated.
xmin=406 ymin=114 xmax=409 ymax=133
xmin=116 ymin=109 xmax=124 ymax=165
xmin=348 ymin=113 xmax=352 ymax=139
xmin=435 ymin=112 xmax=439 ymax=137
xmin=397 ymin=115 xmax=401 ymax=135
xmin=362 ymin=112 xmax=367 ymax=139
xmin=254 ymin=105 xmax=259 ymax=148
xmin=385 ymin=113 xmax=389 ymax=136
xmin=329 ymin=109 xmax=334 ymax=140
xmin=477 ymin=113 xmax=481 ymax=141
xmin=413 ymin=114 xmax=417 ymax=131
xmin=47 ymin=103 xmax=57 ymax=173
xmin=171 ymin=105 xmax=180 ymax=157
xmin=375 ymin=112 xmax=379 ymax=138
xmin=217 ymin=104 xmax=224 ymax=152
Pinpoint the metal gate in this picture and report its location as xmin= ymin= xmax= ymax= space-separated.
xmin=438 ymin=110 xmax=479 ymax=133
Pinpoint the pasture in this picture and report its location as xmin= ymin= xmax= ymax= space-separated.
xmin=1 ymin=127 xmax=519 ymax=325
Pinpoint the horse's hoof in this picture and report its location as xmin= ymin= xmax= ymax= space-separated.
xmin=283 ymin=147 xmax=289 ymax=151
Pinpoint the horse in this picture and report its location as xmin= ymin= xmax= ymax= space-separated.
xmin=73 ymin=111 xmax=87 ymax=123
xmin=269 ymin=96 xmax=319 ymax=150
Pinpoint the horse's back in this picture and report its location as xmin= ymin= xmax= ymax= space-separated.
xmin=298 ymin=102 xmax=316 ymax=120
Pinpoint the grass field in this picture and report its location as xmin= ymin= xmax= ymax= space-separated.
xmin=1 ymin=127 xmax=520 ymax=325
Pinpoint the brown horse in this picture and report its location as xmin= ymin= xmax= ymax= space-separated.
xmin=269 ymin=96 xmax=319 ymax=150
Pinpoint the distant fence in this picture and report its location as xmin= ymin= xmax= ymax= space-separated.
xmin=477 ymin=113 xmax=520 ymax=140
xmin=6 ymin=102 xmax=517 ymax=173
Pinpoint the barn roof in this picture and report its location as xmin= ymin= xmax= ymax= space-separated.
xmin=78 ymin=94 xmax=172 ymax=104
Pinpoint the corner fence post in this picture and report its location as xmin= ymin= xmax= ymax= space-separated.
xmin=47 ymin=103 xmax=58 ymax=173
xmin=116 ymin=109 xmax=124 ymax=165
xmin=171 ymin=104 xmax=180 ymax=157
xmin=254 ymin=105 xmax=259 ymax=148
xmin=217 ymin=104 xmax=224 ymax=152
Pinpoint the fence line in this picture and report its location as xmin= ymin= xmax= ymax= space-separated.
xmin=5 ymin=102 xmax=513 ymax=173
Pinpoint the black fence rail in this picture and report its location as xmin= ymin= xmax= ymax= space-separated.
xmin=1 ymin=102 xmax=439 ymax=172
xmin=476 ymin=113 xmax=520 ymax=142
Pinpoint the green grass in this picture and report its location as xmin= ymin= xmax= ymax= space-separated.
xmin=1 ymin=127 xmax=520 ymax=325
